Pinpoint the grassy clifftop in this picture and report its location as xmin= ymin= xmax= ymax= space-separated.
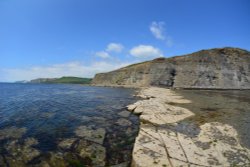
xmin=30 ymin=77 xmax=92 ymax=84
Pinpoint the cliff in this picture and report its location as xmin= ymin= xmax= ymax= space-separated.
xmin=92 ymin=47 xmax=250 ymax=89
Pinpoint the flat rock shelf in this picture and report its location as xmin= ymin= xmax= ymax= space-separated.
xmin=127 ymin=87 xmax=250 ymax=167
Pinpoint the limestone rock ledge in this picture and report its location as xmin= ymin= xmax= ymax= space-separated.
xmin=127 ymin=87 xmax=250 ymax=167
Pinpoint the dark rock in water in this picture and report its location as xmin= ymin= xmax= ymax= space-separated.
xmin=118 ymin=110 xmax=131 ymax=117
xmin=110 ymin=161 xmax=129 ymax=167
xmin=116 ymin=118 xmax=132 ymax=127
xmin=63 ymin=152 xmax=92 ymax=167
xmin=45 ymin=152 xmax=68 ymax=167
xmin=5 ymin=156 xmax=26 ymax=167
xmin=75 ymin=126 xmax=106 ymax=145
xmin=5 ymin=138 xmax=40 ymax=165
xmin=92 ymin=47 xmax=250 ymax=89
xmin=75 ymin=139 xmax=106 ymax=166
xmin=0 ymin=127 xmax=27 ymax=140
xmin=58 ymin=138 xmax=77 ymax=150
xmin=0 ymin=156 xmax=5 ymax=166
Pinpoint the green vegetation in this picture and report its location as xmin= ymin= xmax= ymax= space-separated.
xmin=49 ymin=77 xmax=92 ymax=84
xmin=120 ymin=60 xmax=150 ymax=69
xmin=30 ymin=76 xmax=92 ymax=84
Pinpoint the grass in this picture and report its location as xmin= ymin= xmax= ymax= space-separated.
xmin=33 ymin=76 xmax=92 ymax=84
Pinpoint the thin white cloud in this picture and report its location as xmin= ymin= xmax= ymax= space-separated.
xmin=150 ymin=21 xmax=166 ymax=40
xmin=0 ymin=61 xmax=134 ymax=82
xmin=95 ymin=51 xmax=111 ymax=58
xmin=130 ymin=45 xmax=163 ymax=58
xmin=106 ymin=43 xmax=124 ymax=53
xmin=94 ymin=43 xmax=124 ymax=59
xmin=150 ymin=21 xmax=173 ymax=47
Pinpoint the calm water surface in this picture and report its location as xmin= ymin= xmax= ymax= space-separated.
xmin=174 ymin=89 xmax=250 ymax=149
xmin=0 ymin=83 xmax=139 ymax=166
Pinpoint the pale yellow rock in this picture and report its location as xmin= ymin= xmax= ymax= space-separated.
xmin=127 ymin=104 xmax=138 ymax=112
xmin=177 ymin=133 xmax=211 ymax=166
xmin=170 ymin=158 xmax=189 ymax=167
xmin=58 ymin=138 xmax=76 ymax=150
xmin=129 ymin=87 xmax=250 ymax=167
xmin=158 ymin=128 xmax=187 ymax=162
xmin=132 ymin=125 xmax=171 ymax=167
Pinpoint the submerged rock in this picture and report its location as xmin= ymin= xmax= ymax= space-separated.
xmin=5 ymin=138 xmax=40 ymax=165
xmin=0 ymin=126 xmax=26 ymax=140
xmin=81 ymin=116 xmax=92 ymax=122
xmin=40 ymin=112 xmax=55 ymax=119
xmin=0 ymin=156 xmax=5 ymax=166
xmin=5 ymin=157 xmax=26 ymax=167
xmin=64 ymin=152 xmax=91 ymax=167
xmin=58 ymin=138 xmax=77 ymax=150
xmin=75 ymin=126 xmax=106 ymax=144
xmin=116 ymin=118 xmax=132 ymax=127
xmin=24 ymin=137 xmax=39 ymax=147
xmin=91 ymin=116 xmax=107 ymax=124
xmin=75 ymin=139 xmax=106 ymax=167
xmin=31 ymin=152 xmax=81 ymax=167
xmin=118 ymin=110 xmax=131 ymax=117
xmin=33 ymin=161 xmax=51 ymax=167
xmin=46 ymin=152 xmax=67 ymax=167
xmin=110 ymin=161 xmax=129 ymax=167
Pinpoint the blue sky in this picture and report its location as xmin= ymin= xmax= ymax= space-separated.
xmin=0 ymin=0 xmax=249 ymax=82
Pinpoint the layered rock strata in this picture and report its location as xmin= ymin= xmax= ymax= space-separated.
xmin=92 ymin=48 xmax=250 ymax=89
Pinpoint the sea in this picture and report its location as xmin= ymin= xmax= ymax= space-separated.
xmin=0 ymin=83 xmax=139 ymax=166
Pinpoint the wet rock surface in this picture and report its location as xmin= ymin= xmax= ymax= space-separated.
xmin=128 ymin=87 xmax=250 ymax=167
xmin=4 ymin=138 xmax=40 ymax=166
xmin=75 ymin=126 xmax=106 ymax=145
xmin=76 ymin=139 xmax=106 ymax=166
xmin=0 ymin=123 xmax=138 ymax=167
xmin=116 ymin=118 xmax=132 ymax=127
xmin=58 ymin=138 xmax=77 ymax=150
xmin=0 ymin=127 xmax=27 ymax=140
xmin=118 ymin=110 xmax=131 ymax=118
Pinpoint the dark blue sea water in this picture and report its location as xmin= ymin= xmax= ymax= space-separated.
xmin=0 ymin=83 xmax=139 ymax=166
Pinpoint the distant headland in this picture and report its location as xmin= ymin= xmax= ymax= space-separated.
xmin=27 ymin=76 xmax=92 ymax=85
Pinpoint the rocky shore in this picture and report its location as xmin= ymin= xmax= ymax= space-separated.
xmin=127 ymin=87 xmax=250 ymax=167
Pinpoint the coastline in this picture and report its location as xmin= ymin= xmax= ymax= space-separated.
xmin=126 ymin=87 xmax=250 ymax=167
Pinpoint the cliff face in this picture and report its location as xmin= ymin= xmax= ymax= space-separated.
xmin=92 ymin=47 xmax=250 ymax=89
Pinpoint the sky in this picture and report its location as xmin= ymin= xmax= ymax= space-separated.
xmin=0 ymin=0 xmax=249 ymax=82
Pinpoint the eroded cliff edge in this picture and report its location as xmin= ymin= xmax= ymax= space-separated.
xmin=92 ymin=47 xmax=250 ymax=89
